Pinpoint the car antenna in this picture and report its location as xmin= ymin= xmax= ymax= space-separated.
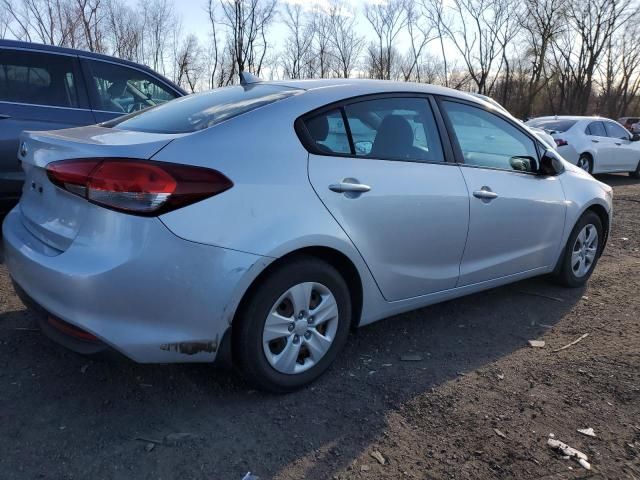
xmin=239 ymin=71 xmax=262 ymax=86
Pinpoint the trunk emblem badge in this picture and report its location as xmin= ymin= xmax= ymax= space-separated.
xmin=20 ymin=142 xmax=28 ymax=157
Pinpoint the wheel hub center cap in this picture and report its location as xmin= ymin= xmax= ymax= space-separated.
xmin=294 ymin=320 xmax=308 ymax=336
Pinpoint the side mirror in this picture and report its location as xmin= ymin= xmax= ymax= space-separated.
xmin=539 ymin=149 xmax=565 ymax=175
xmin=509 ymin=156 xmax=538 ymax=173
xmin=354 ymin=140 xmax=373 ymax=155
xmin=631 ymin=133 xmax=640 ymax=142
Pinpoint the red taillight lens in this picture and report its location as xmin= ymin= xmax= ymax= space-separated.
xmin=554 ymin=138 xmax=568 ymax=147
xmin=46 ymin=158 xmax=232 ymax=215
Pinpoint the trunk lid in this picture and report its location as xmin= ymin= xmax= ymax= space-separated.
xmin=18 ymin=126 xmax=182 ymax=253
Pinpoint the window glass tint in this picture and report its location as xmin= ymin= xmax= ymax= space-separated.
xmin=86 ymin=60 xmax=178 ymax=114
xmin=526 ymin=119 xmax=576 ymax=133
xmin=604 ymin=121 xmax=629 ymax=139
xmin=444 ymin=101 xmax=538 ymax=172
xmin=0 ymin=50 xmax=80 ymax=107
xmin=108 ymin=84 xmax=301 ymax=133
xmin=586 ymin=121 xmax=606 ymax=137
xmin=344 ymin=97 xmax=444 ymax=162
xmin=305 ymin=109 xmax=350 ymax=154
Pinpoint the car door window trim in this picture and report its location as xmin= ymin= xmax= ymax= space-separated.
xmin=295 ymin=92 xmax=456 ymax=165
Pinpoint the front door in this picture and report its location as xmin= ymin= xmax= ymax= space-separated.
xmin=305 ymin=96 xmax=470 ymax=301
xmin=604 ymin=121 xmax=639 ymax=171
xmin=439 ymin=99 xmax=566 ymax=286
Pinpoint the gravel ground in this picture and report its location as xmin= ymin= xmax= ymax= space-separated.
xmin=0 ymin=174 xmax=639 ymax=480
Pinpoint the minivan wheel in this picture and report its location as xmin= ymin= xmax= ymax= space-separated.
xmin=577 ymin=154 xmax=593 ymax=174
xmin=554 ymin=211 xmax=603 ymax=288
xmin=234 ymin=256 xmax=351 ymax=393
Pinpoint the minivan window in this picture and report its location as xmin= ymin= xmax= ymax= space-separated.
xmin=85 ymin=59 xmax=178 ymax=114
xmin=0 ymin=50 xmax=81 ymax=108
xmin=107 ymin=84 xmax=302 ymax=133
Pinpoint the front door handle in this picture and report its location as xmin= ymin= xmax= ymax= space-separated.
xmin=329 ymin=180 xmax=371 ymax=194
xmin=473 ymin=187 xmax=498 ymax=201
xmin=591 ymin=139 xmax=599 ymax=143
xmin=0 ymin=114 xmax=10 ymax=120
xmin=615 ymin=142 xmax=622 ymax=146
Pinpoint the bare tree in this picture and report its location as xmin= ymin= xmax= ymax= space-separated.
xmin=175 ymin=33 xmax=204 ymax=92
xmin=219 ymin=0 xmax=277 ymax=81
xmin=74 ymin=0 xmax=105 ymax=52
xmin=1 ymin=0 xmax=78 ymax=45
xmin=281 ymin=3 xmax=313 ymax=79
xmin=106 ymin=0 xmax=141 ymax=60
xmin=140 ymin=0 xmax=174 ymax=75
xmin=327 ymin=1 xmax=364 ymax=78
xmin=308 ymin=4 xmax=333 ymax=78
xmin=401 ymin=1 xmax=436 ymax=82
xmin=364 ymin=0 xmax=406 ymax=80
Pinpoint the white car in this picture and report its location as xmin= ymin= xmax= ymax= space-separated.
xmin=527 ymin=116 xmax=640 ymax=176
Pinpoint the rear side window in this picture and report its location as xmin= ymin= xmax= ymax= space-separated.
xmin=604 ymin=121 xmax=630 ymax=140
xmin=527 ymin=119 xmax=577 ymax=133
xmin=303 ymin=96 xmax=445 ymax=163
xmin=0 ymin=49 xmax=81 ymax=108
xmin=107 ymin=84 xmax=302 ymax=133
xmin=85 ymin=59 xmax=178 ymax=114
xmin=586 ymin=121 xmax=607 ymax=137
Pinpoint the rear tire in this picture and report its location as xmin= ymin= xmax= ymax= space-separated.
xmin=629 ymin=161 xmax=640 ymax=179
xmin=234 ymin=256 xmax=351 ymax=393
xmin=577 ymin=154 xmax=593 ymax=174
xmin=554 ymin=211 xmax=603 ymax=288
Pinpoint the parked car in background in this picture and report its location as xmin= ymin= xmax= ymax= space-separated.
xmin=0 ymin=39 xmax=186 ymax=212
xmin=468 ymin=92 xmax=556 ymax=148
xmin=526 ymin=116 xmax=640 ymax=177
xmin=619 ymin=117 xmax=640 ymax=134
xmin=4 ymin=78 xmax=613 ymax=392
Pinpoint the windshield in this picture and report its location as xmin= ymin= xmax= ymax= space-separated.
xmin=105 ymin=84 xmax=302 ymax=134
xmin=526 ymin=119 xmax=577 ymax=133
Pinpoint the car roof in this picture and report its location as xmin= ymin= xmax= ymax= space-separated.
xmin=531 ymin=115 xmax=611 ymax=122
xmin=0 ymin=39 xmax=187 ymax=95
xmin=262 ymin=78 xmax=485 ymax=102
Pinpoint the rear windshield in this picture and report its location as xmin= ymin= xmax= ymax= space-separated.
xmin=105 ymin=84 xmax=302 ymax=133
xmin=526 ymin=119 xmax=577 ymax=133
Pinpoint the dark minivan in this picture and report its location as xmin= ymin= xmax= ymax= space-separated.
xmin=0 ymin=40 xmax=186 ymax=211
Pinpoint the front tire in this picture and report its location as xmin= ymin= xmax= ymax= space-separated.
xmin=630 ymin=160 xmax=640 ymax=179
xmin=234 ymin=256 xmax=351 ymax=393
xmin=554 ymin=211 xmax=603 ymax=287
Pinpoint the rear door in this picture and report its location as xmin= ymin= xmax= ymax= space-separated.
xmin=305 ymin=95 xmax=470 ymax=302
xmin=80 ymin=58 xmax=181 ymax=123
xmin=439 ymin=99 xmax=566 ymax=286
xmin=0 ymin=48 xmax=94 ymax=199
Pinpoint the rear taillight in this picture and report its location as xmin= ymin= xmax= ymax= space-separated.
xmin=554 ymin=138 xmax=568 ymax=147
xmin=46 ymin=158 xmax=232 ymax=215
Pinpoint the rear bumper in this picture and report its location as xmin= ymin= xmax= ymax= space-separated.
xmin=2 ymin=206 xmax=269 ymax=363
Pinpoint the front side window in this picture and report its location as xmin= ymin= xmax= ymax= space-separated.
xmin=85 ymin=60 xmax=178 ymax=114
xmin=343 ymin=97 xmax=444 ymax=162
xmin=0 ymin=50 xmax=80 ymax=108
xmin=443 ymin=101 xmax=539 ymax=172
xmin=604 ymin=121 xmax=630 ymax=140
xmin=586 ymin=121 xmax=607 ymax=137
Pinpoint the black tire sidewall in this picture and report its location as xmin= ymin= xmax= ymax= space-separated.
xmin=578 ymin=154 xmax=593 ymax=174
xmin=558 ymin=211 xmax=603 ymax=287
xmin=234 ymin=256 xmax=351 ymax=393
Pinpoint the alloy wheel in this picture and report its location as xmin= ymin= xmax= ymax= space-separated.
xmin=571 ymin=224 xmax=598 ymax=278
xmin=577 ymin=156 xmax=590 ymax=172
xmin=262 ymin=282 xmax=339 ymax=374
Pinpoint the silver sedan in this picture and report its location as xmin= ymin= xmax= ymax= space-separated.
xmin=3 ymin=78 xmax=613 ymax=392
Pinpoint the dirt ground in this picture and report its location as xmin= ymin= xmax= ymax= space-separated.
xmin=0 ymin=174 xmax=639 ymax=480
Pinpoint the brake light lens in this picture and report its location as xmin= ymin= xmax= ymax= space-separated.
xmin=46 ymin=158 xmax=232 ymax=215
xmin=554 ymin=138 xmax=568 ymax=147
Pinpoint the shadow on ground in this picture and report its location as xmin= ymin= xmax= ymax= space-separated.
xmin=0 ymin=271 xmax=584 ymax=479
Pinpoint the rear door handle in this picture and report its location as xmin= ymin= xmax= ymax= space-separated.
xmin=591 ymin=139 xmax=599 ymax=143
xmin=329 ymin=181 xmax=371 ymax=194
xmin=0 ymin=114 xmax=10 ymax=120
xmin=615 ymin=142 xmax=622 ymax=146
xmin=473 ymin=188 xmax=498 ymax=201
